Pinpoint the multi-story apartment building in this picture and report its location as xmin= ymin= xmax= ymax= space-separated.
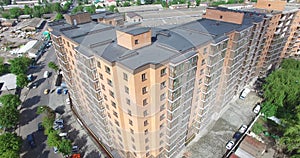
xmin=48 ymin=1 xmax=299 ymax=158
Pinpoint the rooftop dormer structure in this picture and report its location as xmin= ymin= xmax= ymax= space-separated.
xmin=116 ymin=28 xmax=152 ymax=50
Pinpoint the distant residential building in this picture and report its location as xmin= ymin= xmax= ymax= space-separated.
xmin=219 ymin=4 xmax=254 ymax=10
xmin=232 ymin=135 xmax=267 ymax=158
xmin=117 ymin=4 xmax=163 ymax=13
xmin=16 ymin=18 xmax=46 ymax=31
xmin=14 ymin=0 xmax=39 ymax=6
xmin=0 ymin=74 xmax=17 ymax=92
xmin=1 ymin=19 xmax=17 ymax=27
xmin=18 ymin=15 xmax=31 ymax=20
xmin=125 ymin=12 xmax=142 ymax=23
xmin=95 ymin=0 xmax=117 ymax=7
xmin=169 ymin=4 xmax=188 ymax=9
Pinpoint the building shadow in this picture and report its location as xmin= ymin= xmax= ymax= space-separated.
xmin=85 ymin=150 xmax=102 ymax=158
xmin=22 ymin=96 xmax=41 ymax=108
xmin=19 ymin=106 xmax=39 ymax=126
xmin=21 ymin=129 xmax=48 ymax=158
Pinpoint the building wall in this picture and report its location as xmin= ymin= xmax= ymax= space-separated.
xmin=116 ymin=30 xmax=152 ymax=50
xmin=255 ymin=0 xmax=287 ymax=11
xmin=203 ymin=9 xmax=244 ymax=24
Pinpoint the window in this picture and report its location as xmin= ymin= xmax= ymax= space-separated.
xmin=135 ymin=39 xmax=139 ymax=44
xmin=200 ymin=69 xmax=204 ymax=75
xmin=203 ymin=48 xmax=207 ymax=54
xmin=160 ymin=114 xmax=165 ymax=121
xmin=144 ymin=129 xmax=148 ymax=135
xmin=129 ymin=119 xmax=133 ymax=126
xmin=143 ymin=110 xmax=148 ymax=117
xmin=146 ymin=152 xmax=150 ymax=157
xmin=145 ymin=138 xmax=149 ymax=143
xmin=107 ymin=79 xmax=113 ymax=87
xmin=105 ymin=66 xmax=111 ymax=74
xmin=142 ymin=87 xmax=148 ymax=94
xmin=160 ymin=81 xmax=166 ymax=89
xmin=111 ymin=101 xmax=116 ymax=108
xmin=141 ymin=73 xmax=146 ymax=81
xmin=160 ymin=93 xmax=166 ymax=101
xmin=161 ymin=68 xmax=167 ymax=77
xmin=118 ymin=136 xmax=122 ymax=142
xmin=126 ymin=98 xmax=131 ymax=105
xmin=106 ymin=104 xmax=109 ymax=110
xmin=159 ymin=147 xmax=163 ymax=152
xmin=109 ymin=90 xmax=114 ymax=98
xmin=117 ymin=129 xmax=121 ymax=134
xmin=145 ymin=146 xmax=149 ymax=150
xmin=160 ymin=132 xmax=164 ymax=138
xmin=143 ymin=99 xmax=148 ymax=106
xmin=144 ymin=120 xmax=149 ymax=126
xmin=113 ymin=111 xmax=118 ymax=118
xmin=132 ymin=145 xmax=136 ymax=150
xmin=114 ymin=120 xmax=119 ymax=126
xmin=160 ymin=104 xmax=165 ymax=111
xmin=97 ymin=61 xmax=101 ymax=68
xmin=198 ymin=79 xmax=202 ymax=85
xmin=103 ymin=94 xmax=107 ymax=101
xmin=220 ymin=15 xmax=223 ymax=19
xmin=130 ymin=128 xmax=134 ymax=134
xmin=201 ymin=59 xmax=206 ymax=65
xmin=107 ymin=113 xmax=111 ymax=118
xmin=123 ymin=73 xmax=128 ymax=81
xmin=128 ymin=109 xmax=132 ymax=116
xmin=101 ymin=84 xmax=105 ymax=90
xmin=125 ymin=86 xmax=129 ymax=94
xmin=131 ymin=137 xmax=135 ymax=142
xmin=99 ymin=73 xmax=103 ymax=80
xmin=160 ymin=123 xmax=164 ymax=130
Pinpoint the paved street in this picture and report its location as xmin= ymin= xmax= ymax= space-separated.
xmin=179 ymin=92 xmax=262 ymax=158
xmin=18 ymin=46 xmax=102 ymax=158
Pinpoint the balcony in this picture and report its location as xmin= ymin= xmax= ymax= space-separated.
xmin=279 ymin=15 xmax=286 ymax=21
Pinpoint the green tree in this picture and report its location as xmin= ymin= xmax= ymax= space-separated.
xmin=16 ymin=74 xmax=29 ymax=88
xmin=261 ymin=59 xmax=300 ymax=156
xmin=144 ymin=0 xmax=153 ymax=4
xmin=123 ymin=1 xmax=130 ymax=7
xmin=55 ymin=13 xmax=64 ymax=20
xmin=136 ymin=0 xmax=141 ymax=5
xmin=0 ymin=94 xmax=21 ymax=108
xmin=9 ymin=7 xmax=22 ymax=19
xmin=47 ymin=130 xmax=61 ymax=147
xmin=48 ymin=61 xmax=59 ymax=71
xmin=84 ymin=5 xmax=96 ymax=14
xmin=51 ymin=3 xmax=63 ymax=13
xmin=0 ymin=57 xmax=9 ymax=75
xmin=108 ymin=5 xmax=116 ymax=12
xmin=59 ymin=139 xmax=72 ymax=156
xmin=23 ymin=5 xmax=32 ymax=15
xmin=0 ymin=106 xmax=19 ymax=129
xmin=0 ymin=133 xmax=22 ymax=156
xmin=196 ymin=0 xmax=200 ymax=6
xmin=252 ymin=122 xmax=266 ymax=135
xmin=9 ymin=57 xmax=31 ymax=75
xmin=71 ymin=5 xmax=84 ymax=14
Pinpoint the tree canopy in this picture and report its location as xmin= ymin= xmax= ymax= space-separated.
xmin=261 ymin=58 xmax=300 ymax=156
xmin=0 ymin=133 xmax=22 ymax=157
xmin=0 ymin=57 xmax=9 ymax=76
xmin=0 ymin=94 xmax=21 ymax=108
xmin=9 ymin=57 xmax=31 ymax=75
xmin=16 ymin=74 xmax=29 ymax=88
xmin=0 ymin=106 xmax=19 ymax=129
xmin=59 ymin=139 xmax=72 ymax=156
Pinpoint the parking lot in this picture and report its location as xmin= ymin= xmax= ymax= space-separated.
xmin=18 ymin=46 xmax=103 ymax=158
xmin=180 ymin=92 xmax=262 ymax=158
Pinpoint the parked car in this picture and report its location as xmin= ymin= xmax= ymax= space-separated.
xmin=55 ymin=119 xmax=64 ymax=125
xmin=27 ymin=74 xmax=33 ymax=81
xmin=66 ymin=98 xmax=70 ymax=105
xmin=38 ymin=122 xmax=44 ymax=131
xmin=53 ymin=124 xmax=64 ymax=130
xmin=32 ymin=83 xmax=38 ymax=89
xmin=239 ymin=125 xmax=248 ymax=133
xmin=59 ymin=132 xmax=67 ymax=137
xmin=253 ymin=103 xmax=261 ymax=114
xmin=27 ymin=134 xmax=36 ymax=148
xmin=44 ymin=71 xmax=49 ymax=78
xmin=44 ymin=89 xmax=50 ymax=94
xmin=72 ymin=146 xmax=78 ymax=153
xmin=226 ymin=140 xmax=235 ymax=150
xmin=233 ymin=132 xmax=242 ymax=140
xmin=53 ymin=147 xmax=58 ymax=154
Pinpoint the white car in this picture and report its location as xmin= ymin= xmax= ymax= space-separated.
xmin=44 ymin=71 xmax=49 ymax=78
xmin=253 ymin=103 xmax=261 ymax=114
xmin=53 ymin=147 xmax=58 ymax=153
xmin=59 ymin=133 xmax=67 ymax=137
xmin=66 ymin=98 xmax=70 ymax=105
xmin=239 ymin=125 xmax=248 ymax=133
xmin=226 ymin=140 xmax=235 ymax=150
